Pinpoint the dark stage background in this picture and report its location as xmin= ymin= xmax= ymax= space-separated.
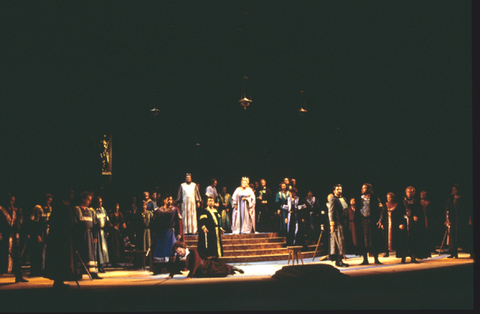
xmin=0 ymin=1 xmax=472 ymax=215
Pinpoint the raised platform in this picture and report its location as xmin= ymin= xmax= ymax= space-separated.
xmin=185 ymin=232 xmax=324 ymax=263
xmin=3 ymin=254 xmax=474 ymax=311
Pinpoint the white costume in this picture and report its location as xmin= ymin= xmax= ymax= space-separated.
xmin=231 ymin=187 xmax=256 ymax=234
xmin=205 ymin=185 xmax=218 ymax=200
xmin=177 ymin=182 xmax=201 ymax=234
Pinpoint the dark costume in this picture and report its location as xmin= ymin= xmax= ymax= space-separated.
xmin=108 ymin=211 xmax=126 ymax=265
xmin=28 ymin=203 xmax=52 ymax=276
xmin=73 ymin=206 xmax=98 ymax=274
xmin=304 ymin=196 xmax=321 ymax=241
xmin=445 ymin=194 xmax=472 ymax=256
xmin=217 ymin=193 xmax=231 ymax=232
xmin=135 ymin=210 xmax=153 ymax=251
xmin=354 ymin=194 xmax=384 ymax=263
xmin=0 ymin=205 xmax=25 ymax=280
xmin=344 ymin=204 xmax=356 ymax=254
xmin=152 ymin=206 xmax=183 ymax=263
xmin=420 ymin=199 xmax=435 ymax=253
xmin=275 ymin=190 xmax=289 ymax=233
xmin=123 ymin=205 xmax=137 ymax=248
xmin=317 ymin=201 xmax=330 ymax=252
xmin=44 ymin=199 xmax=77 ymax=282
xmin=145 ymin=199 xmax=156 ymax=212
xmin=384 ymin=201 xmax=399 ymax=256
xmin=198 ymin=207 xmax=224 ymax=258
xmin=282 ymin=196 xmax=307 ymax=246
xmin=328 ymin=195 xmax=347 ymax=262
xmin=394 ymin=197 xmax=431 ymax=260
xmin=169 ymin=248 xmax=232 ymax=278
xmin=256 ymin=186 xmax=273 ymax=232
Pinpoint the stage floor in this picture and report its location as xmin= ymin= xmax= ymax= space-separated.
xmin=0 ymin=252 xmax=474 ymax=311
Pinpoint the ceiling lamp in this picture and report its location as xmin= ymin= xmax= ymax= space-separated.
xmin=298 ymin=90 xmax=308 ymax=115
xmin=238 ymin=76 xmax=252 ymax=110
xmin=150 ymin=107 xmax=160 ymax=116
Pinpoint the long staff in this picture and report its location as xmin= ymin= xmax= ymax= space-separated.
xmin=20 ymin=241 xmax=28 ymax=259
xmin=438 ymin=226 xmax=450 ymax=256
xmin=75 ymin=251 xmax=93 ymax=281
xmin=312 ymin=228 xmax=324 ymax=261
xmin=332 ymin=229 xmax=346 ymax=260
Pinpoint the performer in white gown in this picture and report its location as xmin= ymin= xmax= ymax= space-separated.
xmin=231 ymin=177 xmax=256 ymax=234
xmin=176 ymin=173 xmax=201 ymax=234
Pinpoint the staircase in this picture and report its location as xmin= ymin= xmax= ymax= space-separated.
xmin=185 ymin=232 xmax=325 ymax=263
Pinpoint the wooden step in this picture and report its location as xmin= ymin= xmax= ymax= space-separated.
xmin=185 ymin=247 xmax=289 ymax=257
xmin=188 ymin=242 xmax=285 ymax=251
xmin=223 ymin=248 xmax=289 ymax=256
xmin=223 ymin=242 xmax=286 ymax=250
xmin=183 ymin=232 xmax=326 ymax=262
xmin=186 ymin=237 xmax=286 ymax=246
xmin=185 ymin=232 xmax=283 ymax=240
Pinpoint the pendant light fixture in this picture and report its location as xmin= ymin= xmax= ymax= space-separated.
xmin=298 ymin=90 xmax=308 ymax=115
xmin=239 ymin=76 xmax=252 ymax=110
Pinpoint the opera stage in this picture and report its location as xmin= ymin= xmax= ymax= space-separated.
xmin=0 ymin=252 xmax=473 ymax=311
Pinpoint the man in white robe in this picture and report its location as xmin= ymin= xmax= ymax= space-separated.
xmin=176 ymin=173 xmax=201 ymax=235
xmin=205 ymin=178 xmax=220 ymax=208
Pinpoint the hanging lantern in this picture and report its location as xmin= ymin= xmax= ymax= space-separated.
xmin=149 ymin=88 xmax=161 ymax=117
xmin=298 ymin=90 xmax=308 ymax=115
xmin=150 ymin=107 xmax=160 ymax=116
xmin=239 ymin=97 xmax=252 ymax=110
xmin=238 ymin=76 xmax=252 ymax=110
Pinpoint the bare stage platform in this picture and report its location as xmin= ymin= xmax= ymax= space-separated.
xmin=0 ymin=252 xmax=473 ymax=311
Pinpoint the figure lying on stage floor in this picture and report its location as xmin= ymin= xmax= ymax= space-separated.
xmin=167 ymin=241 xmax=243 ymax=280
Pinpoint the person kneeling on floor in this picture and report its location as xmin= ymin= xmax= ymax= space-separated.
xmin=167 ymin=241 xmax=243 ymax=279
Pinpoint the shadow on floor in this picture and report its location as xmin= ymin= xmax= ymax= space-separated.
xmin=0 ymin=263 xmax=473 ymax=311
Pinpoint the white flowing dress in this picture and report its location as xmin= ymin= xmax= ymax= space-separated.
xmin=231 ymin=187 xmax=256 ymax=234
